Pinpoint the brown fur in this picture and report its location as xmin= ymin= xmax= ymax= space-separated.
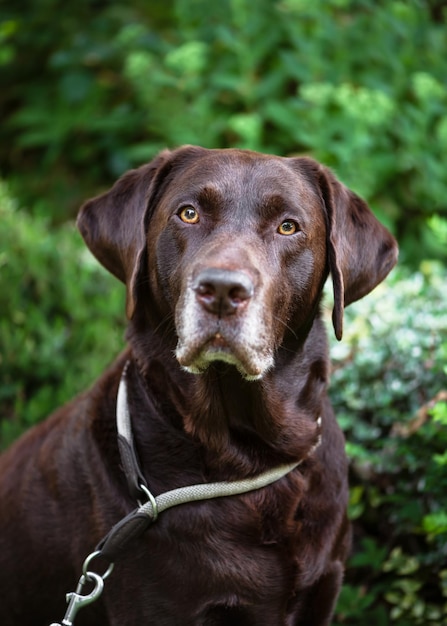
xmin=0 ymin=146 xmax=397 ymax=625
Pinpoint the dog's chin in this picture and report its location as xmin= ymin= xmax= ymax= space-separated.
xmin=176 ymin=336 xmax=273 ymax=381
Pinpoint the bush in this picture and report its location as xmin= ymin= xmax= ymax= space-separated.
xmin=0 ymin=180 xmax=125 ymax=448
xmin=328 ymin=264 xmax=447 ymax=624
xmin=1 ymin=0 xmax=446 ymax=262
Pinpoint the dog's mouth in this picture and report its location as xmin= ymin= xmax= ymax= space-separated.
xmin=206 ymin=332 xmax=230 ymax=351
xmin=176 ymin=328 xmax=273 ymax=381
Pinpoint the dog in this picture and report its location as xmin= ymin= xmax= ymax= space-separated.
xmin=0 ymin=146 xmax=397 ymax=625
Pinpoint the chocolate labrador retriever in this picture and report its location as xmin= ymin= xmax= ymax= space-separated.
xmin=0 ymin=146 xmax=397 ymax=626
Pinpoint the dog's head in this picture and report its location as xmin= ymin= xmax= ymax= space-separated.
xmin=77 ymin=146 xmax=397 ymax=379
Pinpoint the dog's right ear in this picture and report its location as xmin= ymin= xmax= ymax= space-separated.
xmin=77 ymin=145 xmax=209 ymax=319
xmin=77 ymin=150 xmax=173 ymax=319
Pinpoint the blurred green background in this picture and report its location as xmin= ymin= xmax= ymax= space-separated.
xmin=0 ymin=0 xmax=446 ymax=624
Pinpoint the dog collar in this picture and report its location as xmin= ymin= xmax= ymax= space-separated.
xmin=116 ymin=361 xmax=321 ymax=511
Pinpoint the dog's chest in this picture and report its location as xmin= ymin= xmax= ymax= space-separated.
xmin=136 ymin=494 xmax=301 ymax=613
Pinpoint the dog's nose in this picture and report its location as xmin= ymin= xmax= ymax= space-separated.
xmin=193 ymin=268 xmax=254 ymax=316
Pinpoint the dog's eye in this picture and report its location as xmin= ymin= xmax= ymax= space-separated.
xmin=178 ymin=206 xmax=200 ymax=224
xmin=278 ymin=220 xmax=298 ymax=236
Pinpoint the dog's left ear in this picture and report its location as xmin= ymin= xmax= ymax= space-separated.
xmin=296 ymin=158 xmax=398 ymax=340
xmin=323 ymin=166 xmax=398 ymax=340
xmin=77 ymin=150 xmax=174 ymax=319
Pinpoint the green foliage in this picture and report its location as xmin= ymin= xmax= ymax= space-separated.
xmin=1 ymin=0 xmax=446 ymax=261
xmin=328 ymin=264 xmax=447 ymax=625
xmin=0 ymin=180 xmax=125 ymax=448
xmin=1 ymin=5 xmax=447 ymax=617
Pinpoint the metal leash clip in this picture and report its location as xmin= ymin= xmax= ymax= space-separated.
xmin=49 ymin=551 xmax=114 ymax=626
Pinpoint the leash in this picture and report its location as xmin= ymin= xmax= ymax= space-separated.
xmin=50 ymin=361 xmax=321 ymax=626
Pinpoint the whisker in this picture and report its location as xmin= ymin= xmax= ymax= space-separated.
xmin=272 ymin=314 xmax=298 ymax=340
xmin=152 ymin=312 xmax=175 ymax=337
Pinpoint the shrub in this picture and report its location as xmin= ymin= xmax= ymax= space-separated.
xmin=0 ymin=180 xmax=125 ymax=448
xmin=328 ymin=264 xmax=447 ymax=624
xmin=1 ymin=0 xmax=446 ymax=262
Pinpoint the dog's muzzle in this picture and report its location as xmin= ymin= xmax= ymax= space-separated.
xmin=175 ymin=267 xmax=274 ymax=379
